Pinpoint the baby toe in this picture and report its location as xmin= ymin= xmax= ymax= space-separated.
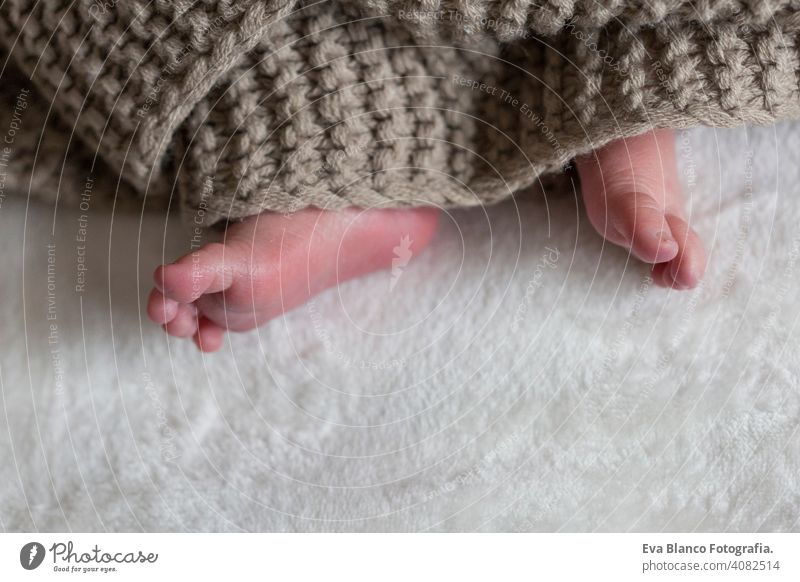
xmin=162 ymin=303 xmax=199 ymax=338
xmin=154 ymin=242 xmax=234 ymax=304
xmin=607 ymin=192 xmax=679 ymax=264
xmin=663 ymin=214 xmax=706 ymax=289
xmin=146 ymin=288 xmax=179 ymax=325
xmin=154 ymin=263 xmax=196 ymax=304
xmin=193 ymin=317 xmax=226 ymax=353
xmin=650 ymin=215 xmax=706 ymax=290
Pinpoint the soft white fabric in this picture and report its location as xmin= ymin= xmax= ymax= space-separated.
xmin=0 ymin=123 xmax=798 ymax=532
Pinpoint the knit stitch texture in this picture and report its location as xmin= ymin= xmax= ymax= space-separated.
xmin=1 ymin=0 xmax=799 ymax=224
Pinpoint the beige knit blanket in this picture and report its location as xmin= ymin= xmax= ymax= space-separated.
xmin=1 ymin=1 xmax=799 ymax=225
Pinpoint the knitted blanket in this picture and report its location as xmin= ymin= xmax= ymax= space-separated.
xmin=1 ymin=1 xmax=799 ymax=225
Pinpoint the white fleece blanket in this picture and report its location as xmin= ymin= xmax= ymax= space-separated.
xmin=1 ymin=122 xmax=799 ymax=532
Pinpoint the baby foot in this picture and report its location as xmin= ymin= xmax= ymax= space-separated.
xmin=576 ymin=129 xmax=706 ymax=289
xmin=147 ymin=207 xmax=439 ymax=352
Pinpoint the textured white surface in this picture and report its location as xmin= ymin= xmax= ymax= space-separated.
xmin=0 ymin=123 xmax=799 ymax=532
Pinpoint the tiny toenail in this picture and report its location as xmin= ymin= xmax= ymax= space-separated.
xmin=652 ymin=230 xmax=677 ymax=247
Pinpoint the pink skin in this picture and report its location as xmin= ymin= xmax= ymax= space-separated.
xmin=575 ymin=129 xmax=706 ymax=289
xmin=147 ymin=129 xmax=706 ymax=352
xmin=147 ymin=206 xmax=440 ymax=351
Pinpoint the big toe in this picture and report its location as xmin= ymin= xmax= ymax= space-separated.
xmin=162 ymin=302 xmax=199 ymax=338
xmin=606 ymin=192 xmax=680 ymax=264
xmin=154 ymin=242 xmax=234 ymax=304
